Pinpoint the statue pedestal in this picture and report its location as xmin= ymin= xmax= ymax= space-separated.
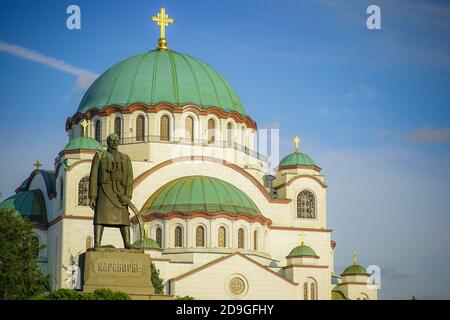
xmin=82 ymin=248 xmax=171 ymax=300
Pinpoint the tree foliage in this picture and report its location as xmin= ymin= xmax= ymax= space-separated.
xmin=151 ymin=262 xmax=164 ymax=294
xmin=33 ymin=288 xmax=130 ymax=300
xmin=0 ymin=208 xmax=50 ymax=300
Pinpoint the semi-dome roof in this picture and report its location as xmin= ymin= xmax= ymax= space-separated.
xmin=142 ymin=176 xmax=261 ymax=217
xmin=63 ymin=136 xmax=103 ymax=152
xmin=279 ymin=152 xmax=317 ymax=167
xmin=286 ymin=244 xmax=319 ymax=258
xmin=78 ymin=50 xmax=245 ymax=115
xmin=0 ymin=189 xmax=47 ymax=225
xmin=132 ymin=238 xmax=161 ymax=250
xmin=341 ymin=264 xmax=368 ymax=276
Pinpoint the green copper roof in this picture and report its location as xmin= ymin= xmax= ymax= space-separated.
xmin=332 ymin=286 xmax=347 ymax=300
xmin=143 ymin=176 xmax=261 ymax=217
xmin=287 ymin=244 xmax=319 ymax=258
xmin=0 ymin=189 xmax=47 ymax=224
xmin=132 ymin=238 xmax=161 ymax=250
xmin=77 ymin=50 xmax=245 ymax=115
xmin=341 ymin=264 xmax=368 ymax=276
xmin=279 ymin=152 xmax=317 ymax=167
xmin=63 ymin=136 xmax=103 ymax=152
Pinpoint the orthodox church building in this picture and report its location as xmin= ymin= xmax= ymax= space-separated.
xmin=1 ymin=8 xmax=377 ymax=300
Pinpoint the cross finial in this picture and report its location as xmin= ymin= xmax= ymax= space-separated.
xmin=299 ymin=231 xmax=306 ymax=245
xmin=151 ymin=7 xmax=174 ymax=49
xmin=80 ymin=119 xmax=88 ymax=137
xmin=33 ymin=160 xmax=42 ymax=169
xmin=293 ymin=136 xmax=301 ymax=154
xmin=353 ymin=251 xmax=357 ymax=265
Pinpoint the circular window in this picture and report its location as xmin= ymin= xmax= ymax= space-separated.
xmin=226 ymin=274 xmax=248 ymax=298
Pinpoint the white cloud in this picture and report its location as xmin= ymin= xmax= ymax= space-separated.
xmin=0 ymin=40 xmax=98 ymax=89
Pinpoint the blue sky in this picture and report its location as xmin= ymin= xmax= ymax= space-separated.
xmin=1 ymin=0 xmax=449 ymax=299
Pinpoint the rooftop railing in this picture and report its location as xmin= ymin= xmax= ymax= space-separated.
xmin=98 ymin=135 xmax=268 ymax=162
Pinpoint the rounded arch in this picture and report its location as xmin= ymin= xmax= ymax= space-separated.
xmin=226 ymin=120 xmax=236 ymax=147
xmin=205 ymin=115 xmax=220 ymax=143
xmin=156 ymin=111 xmax=174 ymax=141
xmin=306 ymin=277 xmax=318 ymax=300
xmin=237 ymin=227 xmax=246 ymax=249
xmin=133 ymin=156 xmax=289 ymax=209
xmin=85 ymin=236 xmax=93 ymax=250
xmin=77 ymin=176 xmax=89 ymax=206
xmin=194 ymin=224 xmax=206 ymax=247
xmin=112 ymin=113 xmax=123 ymax=140
xmin=173 ymin=224 xmax=184 ymax=248
xmin=154 ymin=225 xmax=163 ymax=248
xmin=180 ymin=111 xmax=199 ymax=142
xmin=296 ymin=189 xmax=316 ymax=219
xmin=217 ymin=225 xmax=228 ymax=248
xmin=357 ymin=292 xmax=369 ymax=300
xmin=133 ymin=112 xmax=147 ymax=142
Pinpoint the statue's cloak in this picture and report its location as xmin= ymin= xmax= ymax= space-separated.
xmin=89 ymin=150 xmax=133 ymax=226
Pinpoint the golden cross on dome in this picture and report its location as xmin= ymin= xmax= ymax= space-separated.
xmin=353 ymin=251 xmax=357 ymax=265
xmin=33 ymin=160 xmax=42 ymax=169
xmin=151 ymin=7 xmax=174 ymax=49
xmin=293 ymin=136 xmax=301 ymax=154
xmin=299 ymin=231 xmax=306 ymax=245
xmin=80 ymin=119 xmax=88 ymax=137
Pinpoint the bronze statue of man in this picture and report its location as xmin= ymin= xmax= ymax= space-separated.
xmin=89 ymin=133 xmax=133 ymax=249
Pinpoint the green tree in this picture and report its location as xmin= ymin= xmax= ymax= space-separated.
xmin=151 ymin=262 xmax=164 ymax=294
xmin=0 ymin=208 xmax=50 ymax=299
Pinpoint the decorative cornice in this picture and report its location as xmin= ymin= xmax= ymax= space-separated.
xmin=66 ymin=103 xmax=257 ymax=131
xmin=278 ymin=164 xmax=322 ymax=172
xmin=169 ymin=252 xmax=298 ymax=286
xmin=133 ymin=211 xmax=272 ymax=226
xmin=133 ymin=156 xmax=291 ymax=205
xmin=273 ymin=175 xmax=328 ymax=190
xmin=270 ymin=226 xmax=333 ymax=233
xmin=283 ymin=264 xmax=329 ymax=269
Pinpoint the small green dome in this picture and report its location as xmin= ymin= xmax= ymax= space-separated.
xmin=143 ymin=176 xmax=261 ymax=217
xmin=287 ymin=244 xmax=319 ymax=258
xmin=78 ymin=50 xmax=245 ymax=115
xmin=63 ymin=136 xmax=103 ymax=152
xmin=132 ymin=238 xmax=161 ymax=250
xmin=341 ymin=264 xmax=368 ymax=276
xmin=279 ymin=152 xmax=317 ymax=167
xmin=0 ymin=189 xmax=47 ymax=224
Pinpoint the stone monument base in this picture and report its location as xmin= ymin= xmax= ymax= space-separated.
xmin=82 ymin=248 xmax=173 ymax=300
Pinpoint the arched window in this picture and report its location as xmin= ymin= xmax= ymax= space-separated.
xmin=156 ymin=227 xmax=162 ymax=247
xmin=195 ymin=226 xmax=205 ymax=247
xmin=253 ymin=230 xmax=258 ymax=251
xmin=238 ymin=228 xmax=245 ymax=249
xmin=310 ymin=282 xmax=316 ymax=300
xmin=297 ymin=190 xmax=316 ymax=219
xmin=303 ymin=283 xmax=308 ymax=300
xmin=78 ymin=176 xmax=89 ymax=206
xmin=95 ymin=120 xmax=101 ymax=142
xmin=86 ymin=236 xmax=92 ymax=250
xmin=136 ymin=115 xmax=145 ymax=142
xmin=218 ymin=226 xmax=226 ymax=248
xmin=185 ymin=116 xmax=194 ymax=143
xmin=208 ymin=118 xmax=215 ymax=144
xmin=174 ymin=226 xmax=183 ymax=247
xmin=144 ymin=223 xmax=150 ymax=239
xmin=160 ymin=115 xmax=170 ymax=141
xmin=227 ymin=122 xmax=233 ymax=147
xmin=114 ymin=117 xmax=122 ymax=139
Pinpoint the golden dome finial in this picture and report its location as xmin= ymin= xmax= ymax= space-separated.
xmin=151 ymin=6 xmax=174 ymax=49
xmin=299 ymin=231 xmax=305 ymax=245
xmin=33 ymin=160 xmax=42 ymax=169
xmin=293 ymin=136 xmax=301 ymax=154
xmin=80 ymin=119 xmax=88 ymax=137
xmin=353 ymin=251 xmax=357 ymax=265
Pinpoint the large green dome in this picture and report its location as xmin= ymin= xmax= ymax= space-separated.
xmin=142 ymin=176 xmax=261 ymax=217
xmin=78 ymin=50 xmax=245 ymax=115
